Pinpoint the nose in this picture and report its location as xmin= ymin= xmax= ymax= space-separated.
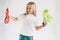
xmin=27 ymin=8 xmax=31 ymax=11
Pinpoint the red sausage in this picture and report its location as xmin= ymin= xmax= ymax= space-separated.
xmin=4 ymin=8 xmax=9 ymax=24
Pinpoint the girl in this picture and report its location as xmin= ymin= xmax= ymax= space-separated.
xmin=10 ymin=2 xmax=47 ymax=40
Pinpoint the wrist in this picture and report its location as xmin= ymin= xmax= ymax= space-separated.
xmin=42 ymin=22 xmax=47 ymax=27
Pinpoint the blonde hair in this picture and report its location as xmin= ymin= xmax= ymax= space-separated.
xmin=24 ymin=2 xmax=37 ymax=16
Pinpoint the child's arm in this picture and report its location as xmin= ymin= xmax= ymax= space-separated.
xmin=10 ymin=15 xmax=18 ymax=22
xmin=35 ymin=22 xmax=47 ymax=30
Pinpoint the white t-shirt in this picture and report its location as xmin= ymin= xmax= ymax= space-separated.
xmin=18 ymin=13 xmax=41 ymax=36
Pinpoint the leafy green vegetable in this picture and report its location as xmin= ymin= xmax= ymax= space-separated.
xmin=43 ymin=9 xmax=53 ymax=22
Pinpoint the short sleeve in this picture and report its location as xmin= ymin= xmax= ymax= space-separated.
xmin=34 ymin=17 xmax=42 ymax=26
xmin=18 ymin=14 xmax=24 ymax=21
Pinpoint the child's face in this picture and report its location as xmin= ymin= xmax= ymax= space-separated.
xmin=27 ymin=4 xmax=36 ymax=14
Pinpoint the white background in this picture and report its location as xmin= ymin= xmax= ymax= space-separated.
xmin=0 ymin=0 xmax=59 ymax=40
